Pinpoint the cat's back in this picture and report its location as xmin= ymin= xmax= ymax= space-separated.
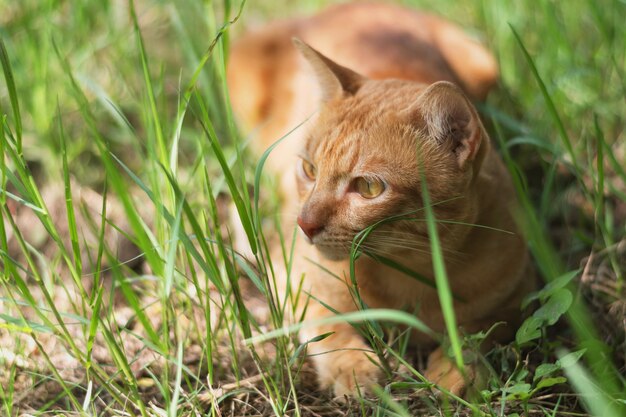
xmin=228 ymin=2 xmax=498 ymax=138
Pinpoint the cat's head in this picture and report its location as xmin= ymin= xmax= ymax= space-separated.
xmin=293 ymin=39 xmax=490 ymax=261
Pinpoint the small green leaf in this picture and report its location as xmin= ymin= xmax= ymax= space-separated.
xmin=516 ymin=316 xmax=542 ymax=345
xmin=558 ymin=349 xmax=586 ymax=368
xmin=0 ymin=313 xmax=52 ymax=333
xmin=515 ymin=369 xmax=530 ymax=381
xmin=505 ymin=383 xmax=532 ymax=400
xmin=234 ymin=255 xmax=266 ymax=296
xmin=290 ymin=332 xmax=334 ymax=366
xmin=388 ymin=381 xmax=431 ymax=390
xmin=522 ymin=269 xmax=579 ymax=309
xmin=534 ymin=288 xmax=573 ymax=325
xmin=535 ymin=376 xmax=567 ymax=390
xmin=534 ymin=363 xmax=561 ymax=381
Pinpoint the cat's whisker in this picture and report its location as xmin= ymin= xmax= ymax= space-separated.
xmin=356 ymin=243 xmax=408 ymax=258
xmin=366 ymin=245 xmax=432 ymax=257
xmin=365 ymin=233 xmax=431 ymax=244
xmin=367 ymin=228 xmax=467 ymax=253
xmin=363 ymin=234 xmax=433 ymax=248
xmin=362 ymin=239 xmax=432 ymax=253
xmin=362 ymin=236 xmax=467 ymax=263
xmin=354 ymin=239 xmax=430 ymax=252
xmin=365 ymin=245 xmax=466 ymax=267
xmin=403 ymin=217 xmax=515 ymax=235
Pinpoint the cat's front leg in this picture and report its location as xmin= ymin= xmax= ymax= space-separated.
xmin=300 ymin=303 xmax=383 ymax=397
xmin=423 ymin=345 xmax=489 ymax=397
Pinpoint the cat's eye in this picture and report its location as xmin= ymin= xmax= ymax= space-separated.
xmin=300 ymin=159 xmax=317 ymax=180
xmin=354 ymin=177 xmax=385 ymax=199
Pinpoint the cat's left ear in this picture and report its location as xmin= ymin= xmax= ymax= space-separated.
xmin=417 ymin=81 xmax=488 ymax=171
xmin=293 ymin=38 xmax=364 ymax=102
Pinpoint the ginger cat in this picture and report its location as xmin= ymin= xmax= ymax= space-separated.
xmin=228 ymin=2 xmax=533 ymax=397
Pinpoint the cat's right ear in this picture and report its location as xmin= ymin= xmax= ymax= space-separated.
xmin=293 ymin=38 xmax=364 ymax=102
xmin=416 ymin=81 xmax=488 ymax=172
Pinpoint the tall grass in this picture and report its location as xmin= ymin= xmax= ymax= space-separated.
xmin=1 ymin=0 xmax=625 ymax=416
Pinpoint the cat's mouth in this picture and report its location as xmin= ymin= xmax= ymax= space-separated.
xmin=313 ymin=240 xmax=353 ymax=261
xmin=308 ymin=225 xmax=433 ymax=262
xmin=301 ymin=230 xmax=354 ymax=261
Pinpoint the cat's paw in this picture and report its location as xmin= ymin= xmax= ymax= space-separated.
xmin=315 ymin=350 xmax=382 ymax=398
xmin=424 ymin=347 xmax=475 ymax=397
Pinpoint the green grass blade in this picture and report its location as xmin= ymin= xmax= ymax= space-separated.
xmin=558 ymin=349 xmax=626 ymax=416
xmin=168 ymin=338 xmax=184 ymax=417
xmin=0 ymin=116 xmax=7 ymax=208
xmin=98 ymin=317 xmax=149 ymax=416
xmin=57 ymin=106 xmax=83 ymax=277
xmin=253 ymin=116 xmax=311 ymax=225
xmin=195 ymin=93 xmax=257 ymax=255
xmin=85 ymin=283 xmax=104 ymax=374
xmin=52 ymin=39 xmax=165 ymax=277
xmin=158 ymin=165 xmax=225 ymax=292
xmin=163 ymin=199 xmax=183 ymax=298
xmin=492 ymin=114 xmax=626 ymax=401
xmin=420 ymin=175 xmax=464 ymax=372
xmin=129 ymin=0 xmax=167 ymax=168
xmin=371 ymin=386 xmax=411 ymax=417
xmin=509 ymin=25 xmax=586 ymax=193
xmin=116 ymin=277 xmax=161 ymax=346
xmin=0 ymin=38 xmax=22 ymax=153
xmin=364 ymin=252 xmax=439 ymax=294
xmin=245 ymin=308 xmax=434 ymax=345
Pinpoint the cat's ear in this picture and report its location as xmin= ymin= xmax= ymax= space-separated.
xmin=293 ymin=38 xmax=364 ymax=101
xmin=417 ymin=81 xmax=488 ymax=170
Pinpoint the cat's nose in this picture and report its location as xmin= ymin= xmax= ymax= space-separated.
xmin=297 ymin=216 xmax=324 ymax=241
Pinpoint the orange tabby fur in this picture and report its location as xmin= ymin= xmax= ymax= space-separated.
xmin=228 ymin=2 xmax=533 ymax=397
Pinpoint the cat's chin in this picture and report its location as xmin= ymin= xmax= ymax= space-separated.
xmin=314 ymin=245 xmax=352 ymax=261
